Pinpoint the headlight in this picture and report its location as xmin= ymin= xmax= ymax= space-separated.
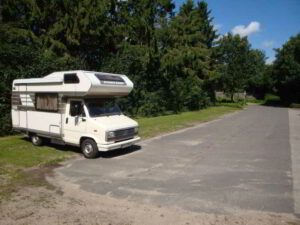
xmin=134 ymin=127 xmax=139 ymax=134
xmin=107 ymin=131 xmax=115 ymax=138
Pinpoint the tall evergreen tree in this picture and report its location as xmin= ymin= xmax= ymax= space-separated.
xmin=0 ymin=0 xmax=83 ymax=135
xmin=196 ymin=1 xmax=217 ymax=48
xmin=161 ymin=0 xmax=216 ymax=111
xmin=102 ymin=0 xmax=175 ymax=116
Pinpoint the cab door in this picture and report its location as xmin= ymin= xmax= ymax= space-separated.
xmin=63 ymin=99 xmax=87 ymax=144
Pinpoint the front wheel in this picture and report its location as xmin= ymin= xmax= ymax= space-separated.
xmin=81 ymin=139 xmax=99 ymax=159
xmin=31 ymin=135 xmax=43 ymax=146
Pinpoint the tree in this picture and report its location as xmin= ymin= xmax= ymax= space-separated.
xmin=216 ymin=33 xmax=251 ymax=101
xmin=196 ymin=1 xmax=217 ymax=48
xmin=102 ymin=0 xmax=175 ymax=116
xmin=272 ymin=33 xmax=300 ymax=104
xmin=0 ymin=0 xmax=83 ymax=136
xmin=160 ymin=0 xmax=216 ymax=111
xmin=245 ymin=49 xmax=269 ymax=99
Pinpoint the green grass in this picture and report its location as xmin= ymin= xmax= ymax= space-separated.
xmin=245 ymin=94 xmax=282 ymax=106
xmin=137 ymin=104 xmax=242 ymax=138
xmin=0 ymin=136 xmax=73 ymax=168
xmin=246 ymin=98 xmax=265 ymax=104
xmin=290 ymin=103 xmax=300 ymax=108
xmin=263 ymin=94 xmax=282 ymax=106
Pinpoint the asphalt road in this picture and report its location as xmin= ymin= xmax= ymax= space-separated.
xmin=56 ymin=105 xmax=300 ymax=215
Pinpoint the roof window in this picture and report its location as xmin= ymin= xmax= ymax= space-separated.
xmin=64 ymin=73 xmax=79 ymax=84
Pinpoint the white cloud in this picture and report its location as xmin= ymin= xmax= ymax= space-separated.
xmin=231 ymin=21 xmax=261 ymax=37
xmin=266 ymin=57 xmax=275 ymax=65
xmin=213 ymin=24 xmax=222 ymax=31
xmin=262 ymin=40 xmax=274 ymax=48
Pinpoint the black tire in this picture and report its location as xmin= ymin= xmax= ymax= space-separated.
xmin=31 ymin=134 xmax=43 ymax=146
xmin=81 ymin=139 xmax=99 ymax=159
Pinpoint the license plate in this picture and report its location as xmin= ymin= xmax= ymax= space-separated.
xmin=121 ymin=143 xmax=131 ymax=148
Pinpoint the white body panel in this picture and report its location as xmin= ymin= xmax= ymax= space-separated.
xmin=11 ymin=109 xmax=19 ymax=126
xmin=11 ymin=70 xmax=140 ymax=152
xmin=27 ymin=111 xmax=61 ymax=135
xmin=19 ymin=111 xmax=27 ymax=128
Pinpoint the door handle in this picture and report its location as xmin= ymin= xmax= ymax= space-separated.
xmin=65 ymin=117 xmax=68 ymax=124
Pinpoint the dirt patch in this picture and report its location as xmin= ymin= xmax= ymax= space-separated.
xmin=0 ymin=163 xmax=62 ymax=203
xmin=0 ymin=172 xmax=299 ymax=225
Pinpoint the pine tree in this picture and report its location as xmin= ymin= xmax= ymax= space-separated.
xmin=196 ymin=1 xmax=217 ymax=48
xmin=160 ymin=0 xmax=215 ymax=111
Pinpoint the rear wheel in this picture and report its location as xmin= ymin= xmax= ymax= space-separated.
xmin=31 ymin=135 xmax=43 ymax=146
xmin=81 ymin=139 xmax=99 ymax=159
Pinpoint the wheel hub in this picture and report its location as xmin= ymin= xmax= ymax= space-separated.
xmin=84 ymin=143 xmax=93 ymax=154
xmin=33 ymin=136 xmax=38 ymax=143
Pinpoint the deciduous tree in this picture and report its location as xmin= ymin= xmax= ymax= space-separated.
xmin=216 ymin=33 xmax=250 ymax=101
xmin=272 ymin=33 xmax=300 ymax=104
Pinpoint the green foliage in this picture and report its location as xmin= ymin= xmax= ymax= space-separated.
xmin=215 ymin=34 xmax=271 ymax=101
xmin=215 ymin=33 xmax=251 ymax=101
xmin=245 ymin=50 xmax=270 ymax=99
xmin=160 ymin=0 xmax=216 ymax=112
xmin=272 ymin=33 xmax=300 ymax=104
xmin=137 ymin=91 xmax=166 ymax=117
xmin=0 ymin=8 xmax=84 ymax=136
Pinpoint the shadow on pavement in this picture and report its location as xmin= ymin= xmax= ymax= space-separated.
xmin=263 ymin=99 xmax=287 ymax=107
xmin=22 ymin=137 xmax=142 ymax=158
xmin=100 ymin=145 xmax=142 ymax=158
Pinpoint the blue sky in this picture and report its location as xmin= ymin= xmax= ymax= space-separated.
xmin=174 ymin=0 xmax=300 ymax=64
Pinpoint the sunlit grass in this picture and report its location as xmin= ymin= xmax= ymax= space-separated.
xmin=137 ymin=104 xmax=242 ymax=138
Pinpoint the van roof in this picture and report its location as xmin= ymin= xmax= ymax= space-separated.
xmin=12 ymin=71 xmax=134 ymax=97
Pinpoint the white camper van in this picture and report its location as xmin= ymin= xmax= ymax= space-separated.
xmin=11 ymin=70 xmax=140 ymax=158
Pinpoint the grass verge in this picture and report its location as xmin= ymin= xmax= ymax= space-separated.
xmin=0 ymin=103 xmax=242 ymax=200
xmin=137 ymin=104 xmax=243 ymax=138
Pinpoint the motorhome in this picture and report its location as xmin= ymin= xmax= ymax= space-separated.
xmin=11 ymin=70 xmax=140 ymax=158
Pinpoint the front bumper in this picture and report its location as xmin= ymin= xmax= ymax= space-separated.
xmin=97 ymin=136 xmax=141 ymax=151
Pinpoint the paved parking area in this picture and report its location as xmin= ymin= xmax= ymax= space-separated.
xmin=56 ymin=105 xmax=300 ymax=214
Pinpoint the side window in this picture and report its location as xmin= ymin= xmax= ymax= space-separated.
xmin=70 ymin=101 xmax=85 ymax=117
xmin=64 ymin=73 xmax=79 ymax=84
xmin=36 ymin=93 xmax=58 ymax=112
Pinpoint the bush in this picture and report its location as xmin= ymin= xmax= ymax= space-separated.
xmin=0 ymin=106 xmax=13 ymax=136
xmin=137 ymin=92 xmax=166 ymax=117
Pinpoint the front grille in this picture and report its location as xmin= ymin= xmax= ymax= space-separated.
xmin=115 ymin=128 xmax=135 ymax=137
xmin=108 ymin=128 xmax=135 ymax=142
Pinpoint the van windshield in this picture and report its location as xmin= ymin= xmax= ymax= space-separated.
xmin=85 ymin=99 xmax=122 ymax=117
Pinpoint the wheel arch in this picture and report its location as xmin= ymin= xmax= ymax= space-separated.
xmin=79 ymin=135 xmax=97 ymax=146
